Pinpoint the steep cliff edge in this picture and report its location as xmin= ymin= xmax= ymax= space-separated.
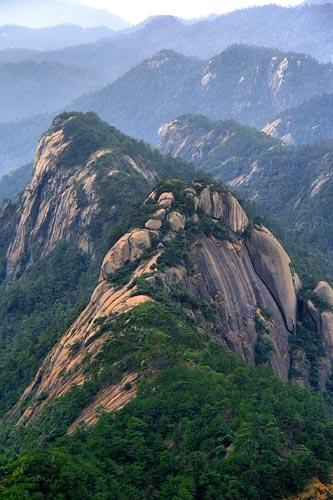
xmin=11 ymin=181 xmax=301 ymax=427
xmin=5 ymin=111 xmax=193 ymax=278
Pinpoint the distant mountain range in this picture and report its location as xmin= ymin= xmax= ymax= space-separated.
xmin=2 ymin=43 xmax=333 ymax=175
xmin=263 ymin=94 xmax=333 ymax=145
xmin=73 ymin=46 xmax=333 ymax=143
xmin=0 ymin=0 xmax=129 ymax=30
xmin=0 ymin=163 xmax=33 ymax=204
xmin=14 ymin=3 xmax=333 ymax=80
xmin=0 ymin=60 xmax=101 ymax=122
xmin=0 ymin=25 xmax=116 ymax=51
xmin=2 ymin=3 xmax=333 ymax=172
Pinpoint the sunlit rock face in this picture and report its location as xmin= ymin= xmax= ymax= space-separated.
xmin=11 ymin=181 xmax=301 ymax=428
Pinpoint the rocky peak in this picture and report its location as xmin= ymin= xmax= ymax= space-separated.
xmin=5 ymin=112 xmax=191 ymax=278
xmin=13 ymin=180 xmax=302 ymax=427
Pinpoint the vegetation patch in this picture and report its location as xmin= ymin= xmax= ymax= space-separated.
xmin=0 ymin=301 xmax=332 ymax=499
xmin=289 ymin=319 xmax=326 ymax=389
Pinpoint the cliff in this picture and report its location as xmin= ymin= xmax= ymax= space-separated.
xmin=5 ymin=112 xmax=192 ymax=278
xmin=11 ymin=181 xmax=303 ymax=427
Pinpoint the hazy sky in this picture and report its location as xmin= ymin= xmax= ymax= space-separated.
xmin=81 ymin=0 xmax=304 ymax=23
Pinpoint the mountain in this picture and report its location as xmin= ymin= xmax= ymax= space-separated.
xmin=159 ymin=114 xmax=333 ymax=277
xmin=22 ymin=2 xmax=333 ymax=85
xmin=73 ymin=50 xmax=203 ymax=143
xmin=4 ymin=44 xmax=331 ymax=170
xmin=263 ymin=94 xmax=333 ymax=145
xmin=0 ymin=113 xmax=331 ymax=497
xmin=1 ymin=0 xmax=129 ymax=30
xmin=73 ymin=46 xmax=333 ymax=143
xmin=0 ymin=60 xmax=102 ymax=122
xmin=0 ymin=111 xmax=195 ymax=421
xmin=0 ymin=25 xmax=116 ymax=51
xmin=159 ymin=114 xmax=278 ymax=178
xmin=33 ymin=17 xmax=189 ymax=85
xmin=4 ymin=112 xmax=195 ymax=278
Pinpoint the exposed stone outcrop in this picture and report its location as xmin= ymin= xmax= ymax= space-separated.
xmin=196 ymin=187 xmax=249 ymax=232
xmin=10 ymin=182 xmax=306 ymax=427
xmin=158 ymin=192 xmax=174 ymax=208
xmin=14 ymin=254 xmax=158 ymax=424
xmin=188 ymin=236 xmax=291 ymax=379
xmin=145 ymin=219 xmax=162 ymax=230
xmin=167 ymin=211 xmax=186 ymax=232
xmin=288 ymin=476 xmax=333 ymax=500
xmin=245 ymin=226 xmax=297 ymax=332
xmin=5 ymin=114 xmax=159 ymax=278
xmin=314 ymin=281 xmax=333 ymax=307
xmin=67 ymin=372 xmax=138 ymax=433
xmin=100 ymin=229 xmax=152 ymax=280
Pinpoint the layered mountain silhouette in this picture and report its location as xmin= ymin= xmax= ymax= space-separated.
xmin=1 ymin=0 xmax=129 ymax=30
xmin=74 ymin=46 xmax=333 ymax=143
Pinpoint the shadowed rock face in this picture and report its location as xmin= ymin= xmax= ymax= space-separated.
xmin=188 ymin=236 xmax=291 ymax=379
xmin=305 ymin=281 xmax=333 ymax=390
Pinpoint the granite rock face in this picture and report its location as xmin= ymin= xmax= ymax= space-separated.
xmin=5 ymin=114 xmax=159 ymax=278
xmin=188 ymin=236 xmax=291 ymax=379
xmin=100 ymin=229 xmax=153 ymax=280
xmin=245 ymin=226 xmax=297 ymax=333
xmin=12 ymin=182 xmax=304 ymax=427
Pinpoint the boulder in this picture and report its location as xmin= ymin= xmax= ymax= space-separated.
xmin=314 ymin=281 xmax=333 ymax=307
xmin=158 ymin=192 xmax=174 ymax=209
xmin=167 ymin=211 xmax=186 ymax=232
xmin=211 ymin=192 xmax=225 ymax=219
xmin=222 ymin=194 xmax=249 ymax=232
xmin=100 ymin=229 xmax=151 ymax=280
xmin=128 ymin=230 xmax=152 ymax=260
xmin=309 ymin=282 xmax=333 ymax=390
xmin=199 ymin=188 xmax=212 ymax=216
xmin=145 ymin=219 xmax=162 ymax=230
xmin=152 ymin=209 xmax=167 ymax=221
xmin=165 ymin=265 xmax=187 ymax=285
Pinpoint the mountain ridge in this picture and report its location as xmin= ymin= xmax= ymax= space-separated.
xmin=0 ymin=24 xmax=116 ymax=51
xmin=158 ymin=113 xmax=333 ymax=280
xmin=263 ymin=93 xmax=333 ymax=145
xmin=1 ymin=0 xmax=129 ymax=30
xmin=73 ymin=45 xmax=333 ymax=143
